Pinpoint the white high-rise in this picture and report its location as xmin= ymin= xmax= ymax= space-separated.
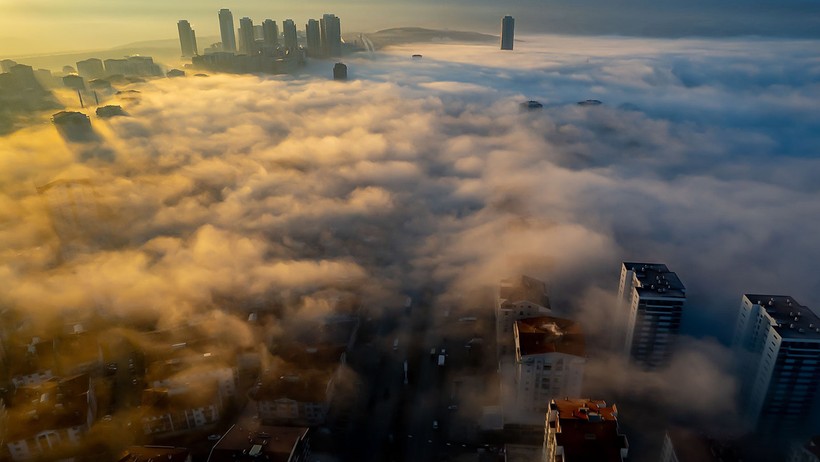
xmin=617 ymin=262 xmax=685 ymax=368
xmin=732 ymin=294 xmax=820 ymax=436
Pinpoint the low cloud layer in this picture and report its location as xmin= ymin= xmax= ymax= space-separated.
xmin=2 ymin=36 xmax=819 ymax=433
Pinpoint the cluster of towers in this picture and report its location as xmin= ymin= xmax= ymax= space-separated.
xmin=177 ymin=10 xmax=342 ymax=59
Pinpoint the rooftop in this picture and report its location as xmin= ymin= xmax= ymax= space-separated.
xmin=118 ymin=446 xmax=191 ymax=462
xmin=499 ymin=275 xmax=550 ymax=309
xmin=255 ymin=367 xmax=333 ymax=403
xmin=515 ymin=316 xmax=584 ymax=358
xmin=745 ymin=294 xmax=820 ymax=339
xmin=623 ymin=262 xmax=686 ymax=298
xmin=208 ymin=423 xmax=308 ymax=462
xmin=551 ymin=398 xmax=627 ymax=462
xmin=665 ymin=427 xmax=742 ymax=462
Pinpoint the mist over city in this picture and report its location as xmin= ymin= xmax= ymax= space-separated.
xmin=1 ymin=2 xmax=819 ymax=462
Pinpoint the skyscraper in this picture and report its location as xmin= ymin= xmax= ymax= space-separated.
xmin=177 ymin=20 xmax=198 ymax=57
xmin=218 ymin=9 xmax=237 ymax=52
xmin=262 ymin=19 xmax=279 ymax=48
xmin=305 ymin=19 xmax=321 ymax=57
xmin=732 ymin=295 xmax=820 ymax=437
xmin=320 ymin=14 xmax=342 ymax=57
xmin=238 ymin=17 xmax=256 ymax=55
xmin=283 ymin=19 xmax=297 ymax=52
xmin=501 ymin=15 xmax=515 ymax=50
xmin=617 ymin=262 xmax=685 ymax=368
xmin=76 ymin=58 xmax=104 ymax=79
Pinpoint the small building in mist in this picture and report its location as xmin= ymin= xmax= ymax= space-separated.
xmin=513 ymin=316 xmax=585 ymax=417
xmin=76 ymin=58 xmax=105 ymax=80
xmin=103 ymin=56 xmax=162 ymax=77
xmin=4 ymin=374 xmax=97 ymax=461
xmin=496 ymin=276 xmax=552 ymax=358
xmin=207 ymin=423 xmax=310 ymax=462
xmin=333 ymin=62 xmax=347 ymax=80
xmin=616 ymin=262 xmax=685 ymax=369
xmin=62 ymin=74 xmax=85 ymax=90
xmin=51 ymin=111 xmax=94 ymax=142
xmin=543 ymin=398 xmax=628 ymax=462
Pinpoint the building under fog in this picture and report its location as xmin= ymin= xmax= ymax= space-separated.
xmin=616 ymin=262 xmax=685 ymax=369
xmin=320 ymin=14 xmax=342 ymax=57
xmin=218 ymin=9 xmax=237 ymax=52
xmin=513 ymin=316 xmax=585 ymax=416
xmin=76 ymin=58 xmax=104 ymax=79
xmin=283 ymin=19 xmax=298 ymax=52
xmin=238 ymin=17 xmax=256 ymax=55
xmin=177 ymin=20 xmax=198 ymax=57
xmin=501 ymin=15 xmax=515 ymax=50
xmin=732 ymin=295 xmax=820 ymax=437
xmin=543 ymin=398 xmax=628 ymax=462
xmin=262 ymin=19 xmax=279 ymax=48
xmin=496 ymin=276 xmax=551 ymax=358
xmin=306 ymin=19 xmax=321 ymax=57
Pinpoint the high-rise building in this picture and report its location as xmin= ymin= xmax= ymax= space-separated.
xmin=319 ymin=14 xmax=342 ymax=57
xmin=262 ymin=19 xmax=279 ymax=48
xmin=501 ymin=15 xmax=515 ymax=50
xmin=333 ymin=62 xmax=348 ymax=80
xmin=238 ymin=17 xmax=256 ymax=55
xmin=305 ymin=19 xmax=321 ymax=57
xmin=513 ymin=316 xmax=585 ymax=416
xmin=177 ymin=20 xmax=198 ymax=57
xmin=76 ymin=58 xmax=104 ymax=79
xmin=732 ymin=295 xmax=820 ymax=437
xmin=283 ymin=19 xmax=298 ymax=52
xmin=218 ymin=9 xmax=237 ymax=52
xmin=496 ymin=276 xmax=551 ymax=358
xmin=617 ymin=262 xmax=685 ymax=368
xmin=543 ymin=398 xmax=629 ymax=462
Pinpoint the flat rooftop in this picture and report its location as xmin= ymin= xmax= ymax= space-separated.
xmin=624 ymin=262 xmax=686 ymax=298
xmin=499 ymin=275 xmax=550 ymax=308
xmin=208 ymin=423 xmax=308 ymax=462
xmin=515 ymin=316 xmax=584 ymax=358
xmin=552 ymin=398 xmax=627 ymax=462
xmin=745 ymin=294 xmax=820 ymax=339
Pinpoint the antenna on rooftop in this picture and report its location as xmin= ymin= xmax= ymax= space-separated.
xmin=77 ymin=90 xmax=84 ymax=108
xmin=94 ymin=91 xmax=99 ymax=106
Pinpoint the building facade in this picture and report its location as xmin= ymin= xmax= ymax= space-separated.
xmin=177 ymin=20 xmax=198 ymax=57
xmin=497 ymin=276 xmax=551 ymax=358
xmin=320 ymin=14 xmax=342 ymax=57
xmin=305 ymin=19 xmax=321 ymax=57
xmin=283 ymin=20 xmax=298 ymax=52
xmin=262 ymin=19 xmax=279 ymax=48
xmin=238 ymin=17 xmax=256 ymax=55
xmin=732 ymin=295 xmax=820 ymax=436
xmin=617 ymin=262 xmax=685 ymax=368
xmin=76 ymin=58 xmax=104 ymax=79
xmin=218 ymin=9 xmax=237 ymax=52
xmin=543 ymin=398 xmax=628 ymax=462
xmin=514 ymin=317 xmax=585 ymax=416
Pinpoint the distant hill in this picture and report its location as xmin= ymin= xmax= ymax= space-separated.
xmin=361 ymin=27 xmax=497 ymax=49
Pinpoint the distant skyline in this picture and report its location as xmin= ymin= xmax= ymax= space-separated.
xmin=3 ymin=0 xmax=820 ymax=56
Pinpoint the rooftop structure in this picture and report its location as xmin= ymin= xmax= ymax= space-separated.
xmin=497 ymin=276 xmax=551 ymax=358
xmin=544 ymin=398 xmax=628 ymax=462
xmin=207 ymin=423 xmax=310 ymax=462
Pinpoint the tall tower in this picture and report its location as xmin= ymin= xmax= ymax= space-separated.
xmin=262 ymin=19 xmax=279 ymax=48
xmin=218 ymin=9 xmax=237 ymax=52
xmin=617 ymin=262 xmax=686 ymax=369
xmin=320 ymin=14 xmax=342 ymax=57
xmin=305 ymin=19 xmax=321 ymax=57
xmin=177 ymin=20 xmax=198 ymax=57
xmin=501 ymin=15 xmax=515 ymax=50
xmin=238 ymin=17 xmax=256 ymax=55
xmin=283 ymin=19 xmax=297 ymax=52
xmin=732 ymin=295 xmax=820 ymax=438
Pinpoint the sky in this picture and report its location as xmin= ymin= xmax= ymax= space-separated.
xmin=3 ymin=0 xmax=820 ymax=56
